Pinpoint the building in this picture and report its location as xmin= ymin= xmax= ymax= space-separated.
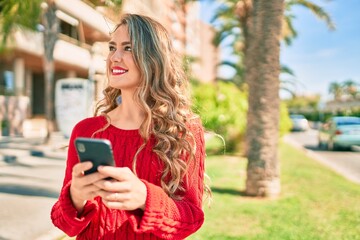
xmin=0 ymin=0 xmax=218 ymax=137
xmin=121 ymin=0 xmax=219 ymax=82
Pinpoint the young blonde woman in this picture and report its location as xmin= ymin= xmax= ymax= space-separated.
xmin=51 ymin=13 xmax=208 ymax=240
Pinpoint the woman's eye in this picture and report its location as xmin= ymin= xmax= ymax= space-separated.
xmin=109 ymin=46 xmax=116 ymax=51
xmin=124 ymin=46 xmax=132 ymax=52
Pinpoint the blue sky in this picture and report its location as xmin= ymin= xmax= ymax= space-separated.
xmin=200 ymin=0 xmax=360 ymax=101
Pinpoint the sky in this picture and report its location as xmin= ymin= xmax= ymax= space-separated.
xmin=200 ymin=0 xmax=360 ymax=102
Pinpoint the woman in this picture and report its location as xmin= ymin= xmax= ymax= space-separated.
xmin=51 ymin=13 xmax=208 ymax=240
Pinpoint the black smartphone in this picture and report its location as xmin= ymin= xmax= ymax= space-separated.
xmin=74 ymin=137 xmax=115 ymax=175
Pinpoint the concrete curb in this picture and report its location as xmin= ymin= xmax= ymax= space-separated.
xmin=283 ymin=135 xmax=360 ymax=185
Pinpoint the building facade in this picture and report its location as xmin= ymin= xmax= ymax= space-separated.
xmin=0 ymin=0 xmax=218 ymax=136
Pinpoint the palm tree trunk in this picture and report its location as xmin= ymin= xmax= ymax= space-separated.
xmin=244 ymin=0 xmax=284 ymax=197
xmin=42 ymin=0 xmax=59 ymax=142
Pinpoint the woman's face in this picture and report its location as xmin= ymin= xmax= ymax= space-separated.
xmin=107 ymin=25 xmax=141 ymax=92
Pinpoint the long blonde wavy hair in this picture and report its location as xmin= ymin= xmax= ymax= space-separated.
xmin=94 ymin=13 xmax=203 ymax=199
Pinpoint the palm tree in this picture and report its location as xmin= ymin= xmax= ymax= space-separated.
xmin=0 ymin=0 xmax=42 ymax=48
xmin=283 ymin=0 xmax=335 ymax=45
xmin=244 ymin=0 xmax=284 ymax=197
xmin=212 ymin=0 xmax=334 ymax=86
xmin=328 ymin=81 xmax=343 ymax=101
xmin=342 ymin=79 xmax=359 ymax=99
xmin=0 ymin=0 xmax=59 ymax=142
xmin=211 ymin=0 xmax=334 ymax=197
xmin=42 ymin=1 xmax=59 ymax=140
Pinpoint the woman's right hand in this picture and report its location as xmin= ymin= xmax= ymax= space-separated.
xmin=70 ymin=161 xmax=106 ymax=214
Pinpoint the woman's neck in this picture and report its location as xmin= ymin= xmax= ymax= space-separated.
xmin=108 ymin=97 xmax=145 ymax=130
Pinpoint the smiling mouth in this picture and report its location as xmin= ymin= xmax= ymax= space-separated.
xmin=111 ymin=68 xmax=128 ymax=75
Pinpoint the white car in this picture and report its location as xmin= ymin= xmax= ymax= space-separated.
xmin=290 ymin=114 xmax=309 ymax=131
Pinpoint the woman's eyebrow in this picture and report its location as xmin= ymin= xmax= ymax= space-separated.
xmin=108 ymin=41 xmax=131 ymax=46
xmin=121 ymin=41 xmax=131 ymax=46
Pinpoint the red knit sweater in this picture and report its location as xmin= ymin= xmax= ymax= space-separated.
xmin=51 ymin=115 xmax=205 ymax=240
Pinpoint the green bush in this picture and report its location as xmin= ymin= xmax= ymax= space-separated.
xmin=280 ymin=102 xmax=292 ymax=136
xmin=191 ymin=81 xmax=292 ymax=154
xmin=191 ymin=81 xmax=248 ymax=153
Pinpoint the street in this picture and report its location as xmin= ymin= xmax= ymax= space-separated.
xmin=285 ymin=129 xmax=360 ymax=184
xmin=0 ymin=140 xmax=67 ymax=240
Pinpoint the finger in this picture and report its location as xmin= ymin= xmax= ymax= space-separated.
xmin=86 ymin=183 xmax=102 ymax=192
xmin=81 ymin=184 xmax=102 ymax=197
xmin=84 ymin=171 xmax=108 ymax=182
xmin=94 ymin=179 xmax=132 ymax=192
xmin=72 ymin=161 xmax=93 ymax=177
xmin=102 ymin=199 xmax=125 ymax=210
xmin=97 ymin=189 xmax=130 ymax=202
xmin=70 ymin=183 xmax=101 ymax=202
xmin=96 ymin=189 xmax=124 ymax=201
xmin=97 ymin=166 xmax=131 ymax=181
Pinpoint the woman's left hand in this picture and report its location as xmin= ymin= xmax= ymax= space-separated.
xmin=94 ymin=166 xmax=147 ymax=211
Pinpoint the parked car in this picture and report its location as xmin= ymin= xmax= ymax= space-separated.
xmin=318 ymin=116 xmax=360 ymax=150
xmin=290 ymin=114 xmax=309 ymax=131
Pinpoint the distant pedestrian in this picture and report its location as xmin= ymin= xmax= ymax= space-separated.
xmin=51 ymin=13 xmax=209 ymax=240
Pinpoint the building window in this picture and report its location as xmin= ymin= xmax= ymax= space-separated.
xmin=60 ymin=20 xmax=79 ymax=41
xmin=0 ymin=70 xmax=15 ymax=95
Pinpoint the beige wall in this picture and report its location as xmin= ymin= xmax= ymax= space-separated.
xmin=190 ymin=21 xmax=219 ymax=83
xmin=121 ymin=0 xmax=219 ymax=83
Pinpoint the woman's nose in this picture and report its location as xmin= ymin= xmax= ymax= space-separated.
xmin=110 ymin=50 xmax=123 ymax=62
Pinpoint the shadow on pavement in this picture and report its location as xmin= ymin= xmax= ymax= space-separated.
xmin=0 ymin=183 xmax=59 ymax=198
xmin=0 ymin=172 xmax=51 ymax=182
xmin=304 ymin=144 xmax=350 ymax=152
xmin=304 ymin=144 xmax=321 ymax=151
xmin=211 ymin=186 xmax=246 ymax=196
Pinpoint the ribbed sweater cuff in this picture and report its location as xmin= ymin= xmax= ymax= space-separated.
xmin=127 ymin=180 xmax=165 ymax=233
xmin=59 ymin=181 xmax=98 ymax=229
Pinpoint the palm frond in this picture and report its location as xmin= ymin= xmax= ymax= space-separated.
xmin=281 ymin=65 xmax=295 ymax=76
xmin=288 ymin=0 xmax=336 ymax=30
xmin=0 ymin=0 xmax=42 ymax=46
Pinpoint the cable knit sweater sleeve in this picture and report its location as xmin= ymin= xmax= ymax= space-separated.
xmin=51 ymin=118 xmax=100 ymax=237
xmin=126 ymin=119 xmax=206 ymax=239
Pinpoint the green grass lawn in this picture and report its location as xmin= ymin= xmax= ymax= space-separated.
xmin=188 ymin=142 xmax=360 ymax=240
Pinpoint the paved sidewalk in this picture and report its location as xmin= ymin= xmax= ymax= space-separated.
xmin=0 ymin=132 xmax=69 ymax=240
xmin=284 ymin=134 xmax=360 ymax=185
xmin=0 ymin=132 xmax=69 ymax=161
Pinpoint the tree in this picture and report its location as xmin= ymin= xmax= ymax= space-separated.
xmin=0 ymin=0 xmax=59 ymax=142
xmin=211 ymin=0 xmax=334 ymax=197
xmin=328 ymin=81 xmax=343 ymax=100
xmin=243 ymin=0 xmax=284 ymax=197
xmin=41 ymin=1 xmax=60 ymax=140
xmin=342 ymin=79 xmax=359 ymax=99
xmin=0 ymin=0 xmax=42 ymax=48
xmin=212 ymin=0 xmax=334 ymax=87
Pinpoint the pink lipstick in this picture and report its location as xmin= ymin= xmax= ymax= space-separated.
xmin=111 ymin=66 xmax=128 ymax=75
